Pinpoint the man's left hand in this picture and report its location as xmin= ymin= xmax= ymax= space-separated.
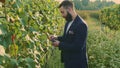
xmin=52 ymin=40 xmax=60 ymax=47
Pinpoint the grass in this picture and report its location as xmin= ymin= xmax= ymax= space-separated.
xmin=46 ymin=48 xmax=64 ymax=68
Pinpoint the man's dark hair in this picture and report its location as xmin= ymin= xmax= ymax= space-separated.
xmin=58 ymin=1 xmax=74 ymax=9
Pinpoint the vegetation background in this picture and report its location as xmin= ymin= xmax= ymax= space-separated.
xmin=0 ymin=0 xmax=120 ymax=68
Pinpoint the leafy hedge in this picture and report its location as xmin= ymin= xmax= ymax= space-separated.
xmin=99 ymin=4 xmax=120 ymax=30
xmin=88 ymin=29 xmax=120 ymax=68
xmin=0 ymin=0 xmax=64 ymax=68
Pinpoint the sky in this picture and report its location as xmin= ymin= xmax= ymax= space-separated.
xmin=56 ymin=0 xmax=120 ymax=4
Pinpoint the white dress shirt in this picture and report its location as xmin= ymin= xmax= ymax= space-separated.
xmin=66 ymin=20 xmax=73 ymax=34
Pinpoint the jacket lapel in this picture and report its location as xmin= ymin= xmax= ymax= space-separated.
xmin=63 ymin=22 xmax=69 ymax=36
xmin=65 ymin=15 xmax=79 ymax=35
xmin=63 ymin=15 xmax=80 ymax=37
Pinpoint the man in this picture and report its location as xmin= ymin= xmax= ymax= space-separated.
xmin=49 ymin=1 xmax=88 ymax=68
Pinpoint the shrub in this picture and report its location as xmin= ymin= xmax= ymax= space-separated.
xmin=88 ymin=29 xmax=120 ymax=68
xmin=99 ymin=4 xmax=120 ymax=30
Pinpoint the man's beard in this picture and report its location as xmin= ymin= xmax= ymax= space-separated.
xmin=65 ymin=11 xmax=73 ymax=22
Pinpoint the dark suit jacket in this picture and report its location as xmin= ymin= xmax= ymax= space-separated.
xmin=57 ymin=15 xmax=88 ymax=67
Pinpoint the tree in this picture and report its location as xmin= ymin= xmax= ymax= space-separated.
xmin=82 ymin=0 xmax=89 ymax=6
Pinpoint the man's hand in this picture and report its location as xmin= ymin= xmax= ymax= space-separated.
xmin=49 ymin=35 xmax=57 ymax=41
xmin=52 ymin=40 xmax=60 ymax=47
xmin=49 ymin=35 xmax=60 ymax=47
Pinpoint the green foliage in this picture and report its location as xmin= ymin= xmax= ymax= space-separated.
xmin=82 ymin=0 xmax=89 ymax=6
xmin=0 ymin=55 xmax=35 ymax=68
xmin=99 ymin=4 xmax=120 ymax=30
xmin=0 ymin=0 xmax=64 ymax=67
xmin=73 ymin=0 xmax=115 ymax=10
xmin=77 ymin=10 xmax=99 ymax=20
xmin=77 ymin=10 xmax=120 ymax=67
xmin=0 ymin=0 xmax=119 ymax=67
xmin=89 ymin=11 xmax=99 ymax=20
xmin=77 ymin=12 xmax=89 ymax=19
xmin=88 ymin=29 xmax=120 ymax=68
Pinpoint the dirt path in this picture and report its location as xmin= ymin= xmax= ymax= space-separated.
xmin=85 ymin=17 xmax=101 ymax=31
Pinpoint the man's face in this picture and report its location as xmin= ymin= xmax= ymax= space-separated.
xmin=59 ymin=6 xmax=72 ymax=22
